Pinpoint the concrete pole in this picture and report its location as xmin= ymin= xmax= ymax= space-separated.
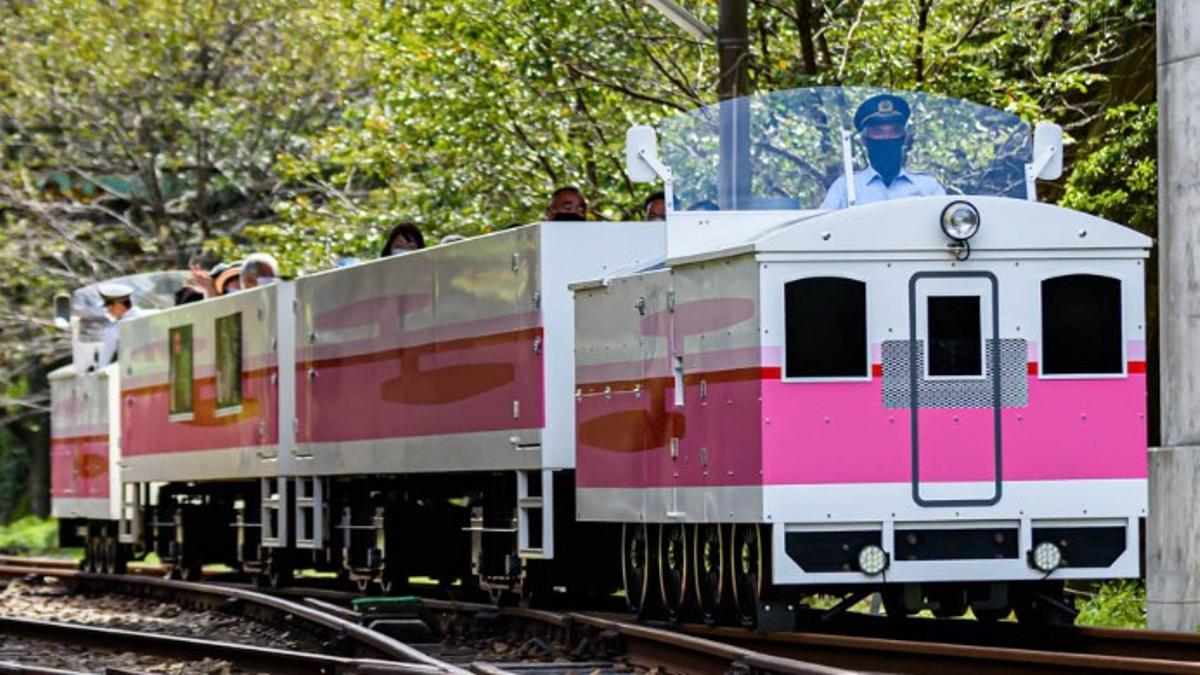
xmin=1149 ymin=0 xmax=1200 ymax=631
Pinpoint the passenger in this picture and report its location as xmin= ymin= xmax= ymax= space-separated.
xmin=174 ymin=285 xmax=205 ymax=306
xmin=643 ymin=191 xmax=666 ymax=221
xmin=819 ymin=94 xmax=945 ymax=210
xmin=214 ymin=263 xmax=243 ymax=295
xmin=687 ymin=199 xmax=720 ymax=211
xmin=381 ymin=222 xmax=426 ymax=257
xmin=240 ymin=253 xmax=279 ymax=289
xmin=96 ymin=283 xmax=143 ymax=367
xmin=543 ymin=186 xmax=588 ymax=221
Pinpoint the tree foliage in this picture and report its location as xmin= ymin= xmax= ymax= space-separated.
xmin=0 ymin=0 xmax=1159 ymax=515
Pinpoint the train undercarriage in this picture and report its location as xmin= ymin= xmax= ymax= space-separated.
xmin=58 ymin=469 xmax=1078 ymax=628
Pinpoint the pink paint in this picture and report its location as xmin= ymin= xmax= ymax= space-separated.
xmin=577 ymin=357 xmax=1147 ymax=489
xmin=122 ymin=370 xmax=279 ymax=456
xmin=575 ymin=374 xmax=763 ymax=488
xmin=297 ymin=329 xmax=544 ymax=443
xmin=50 ymin=435 xmax=109 ymax=498
xmin=761 ymin=373 xmax=1147 ymax=485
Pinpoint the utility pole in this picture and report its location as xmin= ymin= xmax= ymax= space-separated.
xmin=1149 ymin=0 xmax=1200 ymax=631
xmin=644 ymin=0 xmax=751 ymax=208
xmin=717 ymin=0 xmax=750 ymax=209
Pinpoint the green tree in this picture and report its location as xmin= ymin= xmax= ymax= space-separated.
xmin=0 ymin=0 xmax=378 ymax=514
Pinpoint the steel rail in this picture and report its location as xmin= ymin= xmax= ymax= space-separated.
xmin=567 ymin=612 xmax=862 ymax=675
xmin=686 ymin=624 xmax=1200 ymax=674
xmin=0 ymin=615 xmax=442 ymax=675
xmin=0 ymin=565 xmax=469 ymax=674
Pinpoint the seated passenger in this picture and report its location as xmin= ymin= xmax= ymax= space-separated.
xmin=381 ymin=222 xmax=426 ymax=257
xmin=240 ymin=253 xmax=279 ymax=289
xmin=214 ymin=263 xmax=242 ymax=295
xmin=97 ymin=282 xmax=143 ymax=367
xmin=643 ymin=191 xmax=666 ymax=221
xmin=820 ymin=94 xmax=945 ymax=210
xmin=544 ymin=186 xmax=587 ymax=222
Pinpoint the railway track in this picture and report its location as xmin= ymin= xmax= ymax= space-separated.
xmin=3 ymin=557 xmax=1199 ymax=673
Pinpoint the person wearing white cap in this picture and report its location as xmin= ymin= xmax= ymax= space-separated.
xmin=96 ymin=282 xmax=143 ymax=367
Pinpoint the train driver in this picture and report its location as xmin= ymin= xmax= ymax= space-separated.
xmin=97 ymin=282 xmax=143 ymax=368
xmin=819 ymin=94 xmax=945 ymax=210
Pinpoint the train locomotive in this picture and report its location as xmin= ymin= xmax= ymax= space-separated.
xmin=49 ymin=87 xmax=1148 ymax=626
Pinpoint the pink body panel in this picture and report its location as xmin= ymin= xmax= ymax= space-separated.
xmin=576 ymin=370 xmax=763 ymax=488
xmin=296 ymin=326 xmax=545 ymax=443
xmin=577 ymin=353 xmax=1147 ymax=489
xmin=50 ymin=435 xmax=109 ymax=498
xmin=761 ymin=368 xmax=1147 ymax=485
xmin=122 ymin=369 xmax=278 ymax=456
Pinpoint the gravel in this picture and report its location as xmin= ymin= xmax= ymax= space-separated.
xmin=0 ymin=577 xmax=324 ymax=673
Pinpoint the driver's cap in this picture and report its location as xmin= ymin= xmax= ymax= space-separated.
xmin=854 ymin=94 xmax=910 ymax=132
xmin=97 ymin=282 xmax=133 ymax=302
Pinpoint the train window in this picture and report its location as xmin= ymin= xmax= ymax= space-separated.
xmin=168 ymin=324 xmax=194 ymax=421
xmin=1041 ymin=274 xmax=1122 ymax=375
xmin=215 ymin=313 xmax=243 ymax=416
xmin=927 ymin=295 xmax=982 ymax=377
xmin=784 ymin=277 xmax=867 ymax=378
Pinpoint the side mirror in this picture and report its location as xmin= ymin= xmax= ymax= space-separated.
xmin=626 ymin=125 xmax=665 ymax=183
xmin=1032 ymin=121 xmax=1063 ymax=180
xmin=53 ymin=293 xmax=71 ymax=330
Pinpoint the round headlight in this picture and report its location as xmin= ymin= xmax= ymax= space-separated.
xmin=1030 ymin=541 xmax=1063 ymax=573
xmin=857 ymin=544 xmax=889 ymax=576
xmin=940 ymin=201 xmax=981 ymax=241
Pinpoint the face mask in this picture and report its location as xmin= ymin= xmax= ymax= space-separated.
xmin=257 ymin=276 xmax=277 ymax=286
xmin=552 ymin=212 xmax=585 ymax=222
xmin=865 ymin=137 xmax=905 ymax=186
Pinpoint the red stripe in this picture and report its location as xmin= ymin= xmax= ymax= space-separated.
xmin=587 ymin=360 xmax=1148 ymax=390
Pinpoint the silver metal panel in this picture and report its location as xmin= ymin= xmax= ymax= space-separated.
xmin=576 ymin=486 xmax=763 ymax=523
xmin=50 ymin=496 xmax=111 ymax=521
xmin=121 ymin=445 xmax=283 ymax=482
xmin=538 ymin=221 xmax=667 ymax=470
xmin=291 ymin=431 xmax=543 ymax=476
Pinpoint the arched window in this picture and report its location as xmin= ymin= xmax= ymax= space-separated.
xmin=1041 ymin=274 xmax=1123 ymax=375
xmin=784 ymin=277 xmax=867 ymax=378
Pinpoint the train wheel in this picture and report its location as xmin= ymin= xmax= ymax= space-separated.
xmin=82 ymin=535 xmax=98 ymax=573
xmin=657 ymin=523 xmax=688 ymax=620
xmin=111 ymin=543 xmax=128 ymax=575
xmin=621 ymin=523 xmax=654 ymax=617
xmin=730 ymin=523 xmax=763 ymax=627
xmin=693 ymin=524 xmax=725 ymax=625
xmin=99 ymin=536 xmax=116 ymax=575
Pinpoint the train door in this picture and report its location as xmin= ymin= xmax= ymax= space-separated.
xmin=908 ymin=271 xmax=1002 ymax=506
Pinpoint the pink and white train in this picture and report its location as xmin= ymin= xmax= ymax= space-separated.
xmin=49 ymin=87 xmax=1148 ymax=626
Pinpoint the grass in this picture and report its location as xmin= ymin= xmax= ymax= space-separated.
xmin=1074 ymin=580 xmax=1146 ymax=629
xmin=0 ymin=515 xmax=59 ymax=554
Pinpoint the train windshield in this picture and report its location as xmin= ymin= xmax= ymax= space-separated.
xmin=72 ymin=271 xmax=187 ymax=343
xmin=660 ymin=87 xmax=1032 ymax=211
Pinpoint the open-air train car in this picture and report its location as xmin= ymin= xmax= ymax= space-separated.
xmin=48 ymin=86 xmax=1148 ymax=626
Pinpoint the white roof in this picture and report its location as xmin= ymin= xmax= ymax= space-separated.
xmin=666 ymin=196 xmax=1151 ymax=266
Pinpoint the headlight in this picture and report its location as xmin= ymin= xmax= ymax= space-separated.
xmin=940 ymin=201 xmax=981 ymax=241
xmin=857 ymin=544 xmax=889 ymax=576
xmin=1030 ymin=541 xmax=1063 ymax=572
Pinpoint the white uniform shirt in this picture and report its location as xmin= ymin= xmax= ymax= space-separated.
xmin=819 ymin=166 xmax=946 ymax=210
xmin=98 ymin=306 xmax=143 ymax=368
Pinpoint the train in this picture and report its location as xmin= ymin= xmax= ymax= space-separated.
xmin=48 ymin=87 xmax=1149 ymax=627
